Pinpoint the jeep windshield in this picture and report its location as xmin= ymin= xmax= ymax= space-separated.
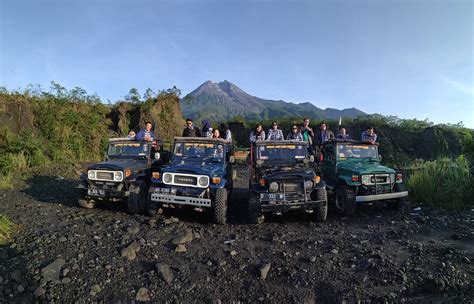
xmin=257 ymin=143 xmax=307 ymax=162
xmin=336 ymin=144 xmax=378 ymax=160
xmin=173 ymin=142 xmax=225 ymax=162
xmin=108 ymin=141 xmax=148 ymax=158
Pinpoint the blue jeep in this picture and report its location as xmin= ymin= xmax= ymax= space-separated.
xmin=77 ymin=138 xmax=169 ymax=214
xmin=148 ymin=137 xmax=235 ymax=224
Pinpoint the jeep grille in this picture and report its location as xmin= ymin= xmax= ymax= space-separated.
xmin=174 ymin=175 xmax=197 ymax=186
xmin=281 ymin=181 xmax=304 ymax=192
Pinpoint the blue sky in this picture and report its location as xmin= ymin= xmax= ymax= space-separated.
xmin=1 ymin=0 xmax=473 ymax=127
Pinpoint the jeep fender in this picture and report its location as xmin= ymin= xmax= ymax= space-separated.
xmin=338 ymin=176 xmax=361 ymax=187
xmin=314 ymin=180 xmax=326 ymax=189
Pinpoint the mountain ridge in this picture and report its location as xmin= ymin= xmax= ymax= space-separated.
xmin=181 ymin=80 xmax=366 ymax=122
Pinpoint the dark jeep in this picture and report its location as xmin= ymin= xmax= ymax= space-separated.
xmin=77 ymin=138 xmax=168 ymax=214
xmin=248 ymin=140 xmax=328 ymax=224
xmin=321 ymin=140 xmax=408 ymax=216
xmin=148 ymin=137 xmax=235 ymax=224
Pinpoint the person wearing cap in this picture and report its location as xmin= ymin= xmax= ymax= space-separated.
xmin=201 ymin=119 xmax=213 ymax=138
xmin=266 ymin=121 xmax=284 ymax=140
xmin=182 ymin=118 xmax=202 ymax=137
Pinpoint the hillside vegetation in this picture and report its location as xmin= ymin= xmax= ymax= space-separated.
xmin=0 ymin=83 xmax=185 ymax=188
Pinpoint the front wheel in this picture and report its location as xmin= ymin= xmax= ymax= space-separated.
xmin=388 ymin=183 xmax=407 ymax=210
xmin=334 ymin=185 xmax=356 ymax=216
xmin=213 ymin=188 xmax=228 ymax=224
xmin=312 ymin=188 xmax=328 ymax=222
xmin=127 ymin=181 xmax=147 ymax=214
xmin=248 ymin=190 xmax=264 ymax=224
xmin=78 ymin=198 xmax=96 ymax=209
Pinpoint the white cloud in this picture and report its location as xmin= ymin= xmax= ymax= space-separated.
xmin=440 ymin=75 xmax=474 ymax=95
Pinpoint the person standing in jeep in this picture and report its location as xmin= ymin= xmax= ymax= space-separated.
xmin=361 ymin=126 xmax=378 ymax=145
xmin=136 ymin=121 xmax=155 ymax=141
xmin=266 ymin=122 xmax=284 ymax=140
xmin=314 ymin=123 xmax=335 ymax=146
xmin=249 ymin=124 xmax=266 ymax=144
xmin=286 ymin=125 xmax=303 ymax=141
xmin=182 ymin=118 xmax=202 ymax=137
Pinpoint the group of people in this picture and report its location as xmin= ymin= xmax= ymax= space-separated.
xmin=126 ymin=119 xmax=233 ymax=143
xmin=249 ymin=117 xmax=378 ymax=146
xmin=126 ymin=118 xmax=379 ymax=148
xmin=181 ymin=118 xmax=232 ymax=142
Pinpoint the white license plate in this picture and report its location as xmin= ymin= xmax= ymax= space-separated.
xmin=88 ymin=189 xmax=106 ymax=197
xmin=261 ymin=193 xmax=285 ymax=201
xmin=155 ymin=188 xmax=177 ymax=195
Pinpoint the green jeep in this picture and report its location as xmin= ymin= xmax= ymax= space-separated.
xmin=321 ymin=140 xmax=408 ymax=216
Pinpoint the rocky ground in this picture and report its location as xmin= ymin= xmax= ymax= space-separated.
xmin=0 ymin=165 xmax=473 ymax=303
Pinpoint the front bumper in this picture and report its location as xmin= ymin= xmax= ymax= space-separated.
xmin=150 ymin=193 xmax=212 ymax=208
xmin=356 ymin=191 xmax=408 ymax=202
xmin=261 ymin=200 xmax=326 ymax=213
xmin=76 ymin=183 xmax=129 ymax=200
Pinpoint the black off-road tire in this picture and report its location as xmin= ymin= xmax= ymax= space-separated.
xmin=313 ymin=188 xmax=328 ymax=222
xmin=78 ymin=198 xmax=96 ymax=209
xmin=146 ymin=197 xmax=161 ymax=217
xmin=388 ymin=183 xmax=407 ymax=211
xmin=213 ymin=188 xmax=228 ymax=224
xmin=248 ymin=190 xmax=264 ymax=224
xmin=127 ymin=180 xmax=147 ymax=214
xmin=334 ymin=185 xmax=357 ymax=216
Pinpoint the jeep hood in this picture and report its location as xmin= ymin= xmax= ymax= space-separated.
xmin=88 ymin=159 xmax=147 ymax=172
xmin=163 ymin=163 xmax=225 ymax=177
xmin=337 ymin=160 xmax=395 ymax=175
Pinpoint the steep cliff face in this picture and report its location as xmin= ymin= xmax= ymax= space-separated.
xmin=110 ymin=94 xmax=186 ymax=143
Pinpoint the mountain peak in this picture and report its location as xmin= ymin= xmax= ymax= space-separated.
xmin=181 ymin=80 xmax=366 ymax=122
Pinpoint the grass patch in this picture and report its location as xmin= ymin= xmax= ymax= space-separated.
xmin=0 ymin=174 xmax=14 ymax=189
xmin=0 ymin=214 xmax=15 ymax=244
xmin=407 ymin=156 xmax=473 ymax=210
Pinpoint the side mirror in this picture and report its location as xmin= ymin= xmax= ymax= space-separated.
xmin=229 ymin=156 xmax=235 ymax=164
xmin=104 ymin=153 xmax=109 ymax=161
xmin=154 ymin=152 xmax=161 ymax=160
xmin=378 ymin=154 xmax=383 ymax=162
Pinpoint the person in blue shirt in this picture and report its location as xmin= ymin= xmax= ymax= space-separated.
xmin=136 ymin=121 xmax=155 ymax=141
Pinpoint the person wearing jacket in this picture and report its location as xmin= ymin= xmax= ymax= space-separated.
xmin=249 ymin=124 xmax=266 ymax=144
xmin=182 ymin=118 xmax=202 ymax=137
xmin=136 ymin=121 xmax=155 ymax=141
xmin=314 ymin=123 xmax=335 ymax=146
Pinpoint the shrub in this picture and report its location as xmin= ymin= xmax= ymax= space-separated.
xmin=407 ymin=156 xmax=473 ymax=210
xmin=0 ymin=214 xmax=15 ymax=244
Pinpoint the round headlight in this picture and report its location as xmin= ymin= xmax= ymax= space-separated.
xmin=163 ymin=173 xmax=172 ymax=184
xmin=114 ymin=171 xmax=123 ymax=181
xmin=361 ymin=175 xmax=371 ymax=185
xmin=304 ymin=180 xmax=314 ymax=189
xmin=269 ymin=182 xmax=279 ymax=192
xmin=198 ymin=176 xmax=208 ymax=187
xmin=88 ymin=170 xmax=95 ymax=180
